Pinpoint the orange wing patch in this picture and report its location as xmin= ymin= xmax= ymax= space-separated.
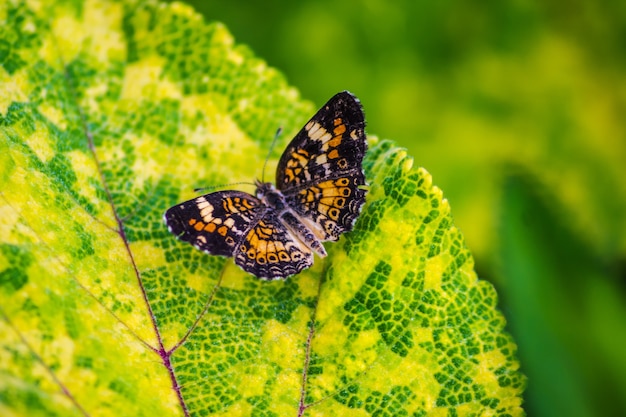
xmin=236 ymin=217 xmax=313 ymax=278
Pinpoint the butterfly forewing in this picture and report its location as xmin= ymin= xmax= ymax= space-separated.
xmin=164 ymin=191 xmax=263 ymax=257
xmin=276 ymin=91 xmax=368 ymax=240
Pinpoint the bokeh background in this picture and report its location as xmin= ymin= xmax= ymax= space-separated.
xmin=172 ymin=1 xmax=626 ymax=415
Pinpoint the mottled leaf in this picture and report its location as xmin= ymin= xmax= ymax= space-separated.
xmin=0 ymin=1 xmax=525 ymax=416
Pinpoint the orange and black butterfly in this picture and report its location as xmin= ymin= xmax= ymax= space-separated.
xmin=164 ymin=92 xmax=367 ymax=280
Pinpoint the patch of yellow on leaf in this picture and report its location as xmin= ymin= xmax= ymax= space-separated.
xmin=168 ymin=1 xmax=200 ymax=19
xmin=3 ymin=164 xmax=65 ymax=244
xmin=400 ymin=152 xmax=414 ymax=172
xmin=313 ymin=319 xmax=348 ymax=357
xmin=185 ymin=117 xmax=234 ymax=148
xmin=288 ymin=305 xmax=314 ymax=337
xmin=18 ymin=119 xmax=55 ymax=164
xmin=26 ymin=334 xmax=70 ymax=391
xmin=473 ymin=348 xmax=511 ymax=386
xmin=82 ymin=0 xmax=125 ymax=63
xmin=66 ymin=235 xmax=160 ymax=347
xmin=211 ymin=22 xmax=235 ymax=48
xmin=135 ymin=361 xmax=181 ymax=416
xmin=180 ymin=93 xmax=217 ymax=120
xmin=342 ymin=328 xmax=380 ymax=373
xmin=39 ymin=103 xmax=68 ymax=130
xmin=219 ymin=267 xmax=250 ymax=291
xmin=122 ymin=56 xmax=181 ymax=101
xmin=183 ymin=272 xmax=212 ymax=295
xmin=179 ymin=96 xmax=250 ymax=147
xmin=295 ymin=271 xmax=320 ymax=299
xmin=0 ymin=203 xmax=23 ymax=246
xmin=212 ymin=403 xmax=253 ymax=417
xmin=129 ymin=241 xmax=166 ymax=271
xmin=105 ymin=283 xmax=159 ymax=345
xmin=261 ymin=319 xmax=302 ymax=369
xmin=310 ymin=325 xmax=381 ymax=398
xmin=413 ymin=327 xmax=433 ymax=345
xmin=271 ymin=371 xmax=301 ymax=414
xmin=323 ymin=344 xmax=439 ymax=417
xmin=307 ymin=359 xmax=337 ymax=400
xmin=307 ymin=404 xmax=370 ymax=417
xmin=83 ymin=82 xmax=111 ymax=114
xmin=423 ymin=255 xmax=444 ymax=290
xmin=228 ymin=48 xmax=245 ymax=66
xmin=316 ymin=249 xmax=375 ymax=322
xmin=0 ymin=70 xmax=29 ymax=115
xmin=259 ymin=319 xmax=306 ymax=414
xmin=236 ymin=364 xmax=270 ymax=398
xmin=49 ymin=13 xmax=83 ymax=62
xmin=66 ymin=150 xmax=117 ymax=227
xmin=129 ymin=133 xmax=169 ymax=189
xmin=177 ymin=96 xmax=262 ymax=178
xmin=41 ymin=335 xmax=76 ymax=388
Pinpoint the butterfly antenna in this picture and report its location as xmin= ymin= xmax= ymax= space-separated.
xmin=261 ymin=127 xmax=283 ymax=183
xmin=194 ymin=182 xmax=255 ymax=194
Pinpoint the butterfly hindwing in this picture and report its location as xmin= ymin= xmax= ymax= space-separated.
xmin=234 ymin=211 xmax=313 ymax=280
xmin=276 ymin=91 xmax=368 ymax=240
xmin=164 ymin=191 xmax=314 ymax=280
xmin=164 ymin=191 xmax=263 ymax=257
xmin=284 ymin=172 xmax=367 ymax=241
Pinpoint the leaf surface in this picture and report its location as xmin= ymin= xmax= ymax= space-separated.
xmin=0 ymin=1 xmax=525 ymax=416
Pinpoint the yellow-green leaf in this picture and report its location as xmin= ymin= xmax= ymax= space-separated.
xmin=0 ymin=1 xmax=525 ymax=416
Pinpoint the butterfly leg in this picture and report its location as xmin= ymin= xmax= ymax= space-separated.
xmin=280 ymin=211 xmax=327 ymax=258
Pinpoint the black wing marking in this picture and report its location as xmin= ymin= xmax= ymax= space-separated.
xmin=164 ymin=191 xmax=263 ymax=257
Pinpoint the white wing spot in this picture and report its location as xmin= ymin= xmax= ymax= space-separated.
xmin=315 ymin=153 xmax=328 ymax=165
xmin=200 ymin=203 xmax=215 ymax=221
xmin=308 ymin=122 xmax=330 ymax=141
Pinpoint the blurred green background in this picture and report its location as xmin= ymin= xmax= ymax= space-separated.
xmin=173 ymin=1 xmax=626 ymax=415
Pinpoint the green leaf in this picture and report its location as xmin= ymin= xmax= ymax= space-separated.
xmin=0 ymin=1 xmax=525 ymax=416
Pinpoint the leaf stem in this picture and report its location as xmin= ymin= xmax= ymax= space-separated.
xmin=60 ymin=64 xmax=190 ymax=416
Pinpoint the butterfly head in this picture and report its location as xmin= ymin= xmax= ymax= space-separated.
xmin=255 ymin=180 xmax=286 ymax=210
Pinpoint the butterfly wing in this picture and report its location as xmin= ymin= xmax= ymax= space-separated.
xmin=234 ymin=211 xmax=313 ymax=280
xmin=164 ymin=191 xmax=263 ymax=257
xmin=164 ymin=191 xmax=313 ymax=279
xmin=276 ymin=91 xmax=367 ymax=241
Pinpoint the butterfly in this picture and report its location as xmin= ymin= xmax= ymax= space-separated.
xmin=164 ymin=91 xmax=367 ymax=280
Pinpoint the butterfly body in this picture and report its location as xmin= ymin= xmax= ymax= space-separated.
xmin=165 ymin=91 xmax=367 ymax=280
xmin=255 ymin=180 xmax=328 ymax=257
